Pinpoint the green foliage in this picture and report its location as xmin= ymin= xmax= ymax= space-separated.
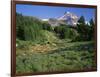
xmin=41 ymin=30 xmax=59 ymax=44
xmin=42 ymin=22 xmax=53 ymax=31
xmin=54 ymin=25 xmax=78 ymax=40
xmin=16 ymin=13 xmax=25 ymax=40
xmin=90 ymin=18 xmax=95 ymax=26
xmin=89 ymin=19 xmax=95 ymax=40
xmin=16 ymin=13 xmax=94 ymax=42
xmin=76 ymin=16 xmax=88 ymax=41
xmin=74 ymin=16 xmax=94 ymax=41
xmin=16 ymin=41 xmax=96 ymax=73
xmin=78 ymin=16 xmax=85 ymax=25
xmin=16 ymin=13 xmax=96 ymax=74
xmin=16 ymin=13 xmax=45 ymax=42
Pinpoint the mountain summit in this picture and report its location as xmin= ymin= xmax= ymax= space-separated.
xmin=42 ymin=12 xmax=79 ymax=27
xmin=58 ymin=12 xmax=78 ymax=26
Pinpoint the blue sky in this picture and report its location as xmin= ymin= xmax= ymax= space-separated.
xmin=16 ymin=4 xmax=96 ymax=22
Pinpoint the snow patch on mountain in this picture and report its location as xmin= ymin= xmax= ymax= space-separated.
xmin=41 ymin=11 xmax=79 ymax=27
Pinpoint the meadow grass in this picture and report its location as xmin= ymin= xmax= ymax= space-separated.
xmin=16 ymin=40 xmax=96 ymax=74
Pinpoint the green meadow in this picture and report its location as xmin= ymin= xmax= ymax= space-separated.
xmin=16 ymin=13 xmax=96 ymax=74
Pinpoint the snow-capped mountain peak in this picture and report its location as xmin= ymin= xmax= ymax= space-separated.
xmin=42 ymin=11 xmax=79 ymax=27
xmin=58 ymin=12 xmax=78 ymax=26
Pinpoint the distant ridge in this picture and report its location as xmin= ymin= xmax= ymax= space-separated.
xmin=42 ymin=11 xmax=79 ymax=27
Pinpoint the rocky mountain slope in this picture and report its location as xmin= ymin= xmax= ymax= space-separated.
xmin=42 ymin=12 xmax=79 ymax=27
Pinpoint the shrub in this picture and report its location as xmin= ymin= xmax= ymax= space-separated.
xmin=54 ymin=25 xmax=78 ymax=40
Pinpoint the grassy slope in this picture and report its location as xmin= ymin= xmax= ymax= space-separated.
xmin=16 ymin=30 xmax=96 ymax=74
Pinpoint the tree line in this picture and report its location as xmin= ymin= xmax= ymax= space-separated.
xmin=16 ymin=13 xmax=95 ymax=42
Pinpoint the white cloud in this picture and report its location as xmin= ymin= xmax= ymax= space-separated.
xmin=42 ymin=19 xmax=49 ymax=21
